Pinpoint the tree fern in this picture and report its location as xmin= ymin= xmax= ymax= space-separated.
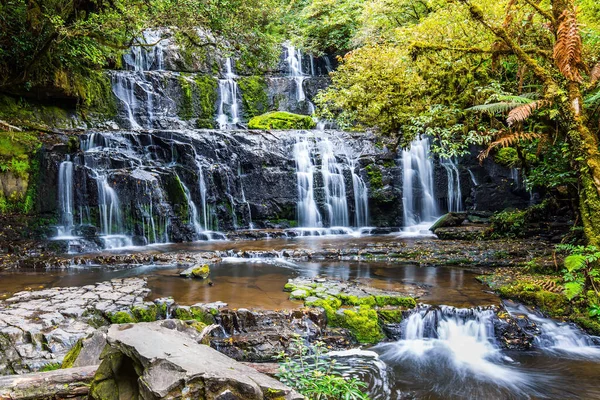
xmin=554 ymin=8 xmax=583 ymax=82
xmin=584 ymin=90 xmax=600 ymax=106
xmin=478 ymin=131 xmax=542 ymax=161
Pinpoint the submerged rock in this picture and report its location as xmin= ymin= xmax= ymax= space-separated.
xmin=180 ymin=264 xmax=210 ymax=279
xmin=89 ymin=322 xmax=302 ymax=400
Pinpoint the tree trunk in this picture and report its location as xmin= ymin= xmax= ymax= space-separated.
xmin=0 ymin=365 xmax=97 ymax=400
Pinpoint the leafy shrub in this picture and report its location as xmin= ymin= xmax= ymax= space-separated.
xmin=277 ymin=337 xmax=369 ymax=400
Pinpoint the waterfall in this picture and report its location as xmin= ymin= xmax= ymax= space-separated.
xmin=179 ymin=177 xmax=203 ymax=236
xmin=95 ymin=174 xmax=132 ymax=248
xmin=285 ymin=43 xmax=306 ymax=102
xmin=468 ymin=168 xmax=478 ymax=186
xmin=504 ymin=302 xmax=600 ymax=358
xmin=294 ymin=133 xmax=370 ymax=229
xmin=238 ymin=165 xmax=254 ymax=229
xmin=511 ymin=168 xmax=521 ymax=188
xmin=441 ymin=158 xmax=463 ymax=212
xmin=217 ymin=58 xmax=241 ymax=129
xmin=56 ymin=158 xmax=74 ymax=237
xmin=319 ymin=139 xmax=349 ymax=227
xmin=401 ymin=138 xmax=438 ymax=228
xmin=376 ymin=306 xmax=530 ymax=391
xmin=294 ymin=137 xmax=322 ymax=227
xmin=112 ymin=30 xmax=166 ymax=130
xmin=111 ymin=73 xmax=143 ymax=130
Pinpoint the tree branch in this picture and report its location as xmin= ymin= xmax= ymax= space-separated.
xmin=522 ymin=0 xmax=556 ymax=26
xmin=409 ymin=42 xmax=551 ymax=59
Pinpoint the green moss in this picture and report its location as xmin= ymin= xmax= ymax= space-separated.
xmin=248 ymin=111 xmax=315 ymax=130
xmin=191 ymin=264 xmax=210 ymax=279
xmin=194 ymin=75 xmax=218 ymax=128
xmin=378 ymin=309 xmax=404 ymax=323
xmin=40 ymin=362 xmax=62 ymax=372
xmin=497 ymin=282 xmax=569 ymax=316
xmin=61 ymin=338 xmax=84 ymax=369
xmin=494 ymin=147 xmax=519 ymax=168
xmin=178 ymin=74 xmax=194 ymax=120
xmin=164 ymin=174 xmax=189 ymax=221
xmin=108 ymin=311 xmax=135 ymax=324
xmin=339 ymin=305 xmax=385 ymax=344
xmin=81 ymin=72 xmax=117 ymax=118
xmin=131 ymin=305 xmax=159 ymax=322
xmin=0 ymin=131 xmax=42 ymax=215
xmin=238 ymin=76 xmax=268 ymax=119
xmin=175 ymin=306 xmax=215 ymax=325
xmin=374 ymin=296 xmax=416 ymax=308
xmin=366 ymin=164 xmax=383 ymax=190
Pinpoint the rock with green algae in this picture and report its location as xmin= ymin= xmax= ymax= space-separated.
xmin=286 ymin=277 xmax=417 ymax=344
xmin=248 ymin=111 xmax=316 ymax=130
xmin=180 ymin=264 xmax=210 ymax=279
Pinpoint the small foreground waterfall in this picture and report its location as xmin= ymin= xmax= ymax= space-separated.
xmin=374 ymin=306 xmax=537 ymax=398
xmin=400 ymin=137 xmax=438 ymax=235
xmin=217 ymin=58 xmax=241 ymax=129
xmin=505 ymin=302 xmax=600 ymax=358
xmin=56 ymin=158 xmax=74 ymax=237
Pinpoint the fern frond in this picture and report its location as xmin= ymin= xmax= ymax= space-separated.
xmin=467 ymin=102 xmax=522 ymax=114
xmin=553 ymin=8 xmax=583 ymax=82
xmin=497 ymin=94 xmax=538 ymax=102
xmin=478 ymin=131 xmax=542 ymax=162
xmin=507 ymin=100 xmax=549 ymax=126
xmin=584 ymin=91 xmax=600 ymax=106
xmin=591 ymin=62 xmax=600 ymax=86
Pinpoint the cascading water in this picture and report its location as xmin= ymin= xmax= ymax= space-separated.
xmin=441 ymin=157 xmax=463 ymax=212
xmin=293 ymin=133 xmax=370 ymax=232
xmin=319 ymin=139 xmax=349 ymax=227
xmin=400 ymin=138 xmax=438 ymax=234
xmin=294 ymin=137 xmax=322 ymax=228
xmin=504 ymin=302 xmax=600 ymax=358
xmin=375 ymin=306 xmax=536 ymax=398
xmin=56 ymin=158 xmax=75 ymax=238
xmin=111 ymin=30 xmax=167 ymax=130
xmin=217 ymin=58 xmax=241 ymax=129
xmin=238 ymin=165 xmax=254 ymax=229
xmin=285 ymin=43 xmax=306 ymax=102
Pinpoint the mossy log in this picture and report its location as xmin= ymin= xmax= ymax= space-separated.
xmin=0 ymin=365 xmax=97 ymax=399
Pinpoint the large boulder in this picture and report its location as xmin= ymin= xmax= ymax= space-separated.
xmin=429 ymin=212 xmax=467 ymax=232
xmin=89 ymin=322 xmax=302 ymax=400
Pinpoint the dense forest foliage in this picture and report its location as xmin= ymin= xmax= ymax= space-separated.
xmin=1 ymin=0 xmax=599 ymax=245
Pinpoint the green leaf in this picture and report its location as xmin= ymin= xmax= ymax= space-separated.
xmin=564 ymin=281 xmax=584 ymax=300
xmin=564 ymin=254 xmax=587 ymax=272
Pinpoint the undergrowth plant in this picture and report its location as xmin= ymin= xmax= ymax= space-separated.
xmin=556 ymin=244 xmax=600 ymax=318
xmin=276 ymin=337 xmax=370 ymax=400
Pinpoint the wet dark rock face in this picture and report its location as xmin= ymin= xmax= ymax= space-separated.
xmin=49 ymin=129 xmax=404 ymax=245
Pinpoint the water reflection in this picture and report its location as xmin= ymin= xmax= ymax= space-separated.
xmin=0 ymin=261 xmax=498 ymax=308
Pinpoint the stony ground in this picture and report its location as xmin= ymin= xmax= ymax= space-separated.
xmin=0 ymin=278 xmax=149 ymax=374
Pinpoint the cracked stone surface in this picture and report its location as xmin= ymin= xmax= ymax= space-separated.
xmin=0 ymin=278 xmax=149 ymax=374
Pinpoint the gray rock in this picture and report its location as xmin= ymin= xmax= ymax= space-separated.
xmin=89 ymin=322 xmax=302 ymax=400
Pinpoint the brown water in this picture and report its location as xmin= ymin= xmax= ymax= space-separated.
xmin=0 ymin=259 xmax=498 ymax=308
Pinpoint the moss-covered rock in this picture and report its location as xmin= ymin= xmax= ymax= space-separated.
xmin=180 ymin=264 xmax=211 ymax=279
xmin=108 ymin=311 xmax=136 ymax=324
xmin=289 ymin=277 xmax=416 ymax=344
xmin=61 ymin=338 xmax=84 ymax=369
xmin=0 ymin=131 xmax=42 ymax=215
xmin=248 ymin=111 xmax=315 ymax=130
xmin=238 ymin=76 xmax=269 ymax=119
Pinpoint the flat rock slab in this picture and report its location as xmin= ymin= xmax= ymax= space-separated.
xmin=90 ymin=322 xmax=302 ymax=400
xmin=0 ymin=278 xmax=149 ymax=374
